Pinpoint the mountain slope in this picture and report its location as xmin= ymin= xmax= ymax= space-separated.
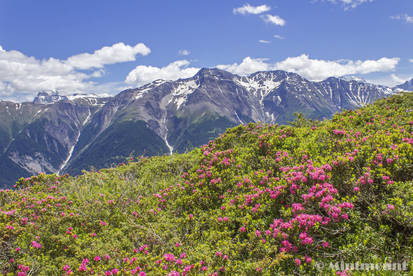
xmin=64 ymin=69 xmax=396 ymax=175
xmin=0 ymin=69 xmax=400 ymax=187
xmin=0 ymin=92 xmax=412 ymax=275
xmin=0 ymin=96 xmax=108 ymax=186
xmin=395 ymin=78 xmax=413 ymax=92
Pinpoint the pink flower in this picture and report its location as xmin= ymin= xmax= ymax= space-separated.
xmin=164 ymin=253 xmax=176 ymax=262
xmin=322 ymin=241 xmax=329 ymax=248
xmin=387 ymin=204 xmax=395 ymax=210
xmin=301 ymin=237 xmax=313 ymax=245
xmin=240 ymin=226 xmax=246 ymax=233
xmin=100 ymin=220 xmax=107 ymax=226
xmin=295 ymin=258 xmax=301 ymax=266
xmin=94 ymin=256 xmax=101 ymax=261
xmin=31 ymin=241 xmax=42 ymax=249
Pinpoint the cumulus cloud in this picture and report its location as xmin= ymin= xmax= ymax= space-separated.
xmin=273 ymin=55 xmax=399 ymax=81
xmin=217 ymin=55 xmax=399 ymax=81
xmin=320 ymin=0 xmax=373 ymax=10
xmin=233 ymin=4 xmax=271 ymax=15
xmin=390 ymin=74 xmax=409 ymax=85
xmin=260 ymin=14 xmax=286 ymax=26
xmin=366 ymin=74 xmax=412 ymax=87
xmin=217 ymin=57 xmax=271 ymax=75
xmin=410 ymin=59 xmax=413 ymax=63
xmin=259 ymin=40 xmax=271 ymax=44
xmin=391 ymin=14 xmax=413 ymax=23
xmin=0 ymin=43 xmax=150 ymax=100
xmin=125 ymin=60 xmax=200 ymax=86
xmin=274 ymin=34 xmax=285 ymax=40
xmin=178 ymin=49 xmax=191 ymax=56
xmin=66 ymin=42 xmax=150 ymax=70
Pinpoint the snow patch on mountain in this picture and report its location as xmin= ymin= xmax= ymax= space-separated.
xmin=169 ymin=79 xmax=199 ymax=109
xmin=236 ymin=76 xmax=282 ymax=107
xmin=135 ymin=79 xmax=166 ymax=100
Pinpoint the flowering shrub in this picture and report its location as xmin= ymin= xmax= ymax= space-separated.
xmin=0 ymin=92 xmax=412 ymax=274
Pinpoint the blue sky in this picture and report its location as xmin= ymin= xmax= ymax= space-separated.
xmin=0 ymin=0 xmax=412 ymax=101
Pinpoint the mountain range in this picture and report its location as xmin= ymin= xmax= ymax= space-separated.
xmin=0 ymin=68 xmax=410 ymax=187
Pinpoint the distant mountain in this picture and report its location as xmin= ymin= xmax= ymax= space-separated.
xmin=0 ymin=68 xmax=401 ymax=187
xmin=394 ymin=78 xmax=413 ymax=92
xmin=33 ymin=91 xmax=68 ymax=104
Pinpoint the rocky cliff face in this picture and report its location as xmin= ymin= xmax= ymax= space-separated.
xmin=0 ymin=68 xmax=401 ymax=187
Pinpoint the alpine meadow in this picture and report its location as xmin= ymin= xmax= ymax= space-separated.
xmin=1 ymin=0 xmax=413 ymax=275
xmin=1 ymin=92 xmax=412 ymax=274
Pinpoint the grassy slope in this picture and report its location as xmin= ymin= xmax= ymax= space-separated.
xmin=0 ymin=93 xmax=412 ymax=275
xmin=65 ymin=120 xmax=169 ymax=176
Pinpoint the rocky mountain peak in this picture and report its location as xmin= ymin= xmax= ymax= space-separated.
xmin=0 ymin=68 xmax=405 ymax=188
xmin=33 ymin=91 xmax=68 ymax=104
xmin=394 ymin=78 xmax=413 ymax=92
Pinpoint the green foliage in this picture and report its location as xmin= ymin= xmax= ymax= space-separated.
xmin=0 ymin=92 xmax=412 ymax=275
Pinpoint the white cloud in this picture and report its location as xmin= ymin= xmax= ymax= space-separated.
xmin=366 ymin=74 xmax=412 ymax=87
xmin=321 ymin=0 xmax=373 ymax=10
xmin=260 ymin=14 xmax=286 ymax=26
xmin=233 ymin=4 xmax=271 ymax=15
xmin=259 ymin=40 xmax=271 ymax=44
xmin=390 ymin=74 xmax=409 ymax=85
xmin=274 ymin=34 xmax=285 ymax=40
xmin=91 ymin=69 xmax=105 ymax=78
xmin=391 ymin=14 xmax=413 ymax=23
xmin=410 ymin=59 xmax=413 ymax=63
xmin=0 ymin=42 xmax=150 ymax=100
xmin=273 ymin=55 xmax=399 ymax=81
xmin=127 ymin=55 xmax=399 ymax=87
xmin=178 ymin=49 xmax=190 ymax=56
xmin=125 ymin=60 xmax=200 ymax=86
xmin=217 ymin=57 xmax=271 ymax=75
xmin=217 ymin=55 xmax=400 ymax=81
xmin=66 ymin=42 xmax=150 ymax=70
